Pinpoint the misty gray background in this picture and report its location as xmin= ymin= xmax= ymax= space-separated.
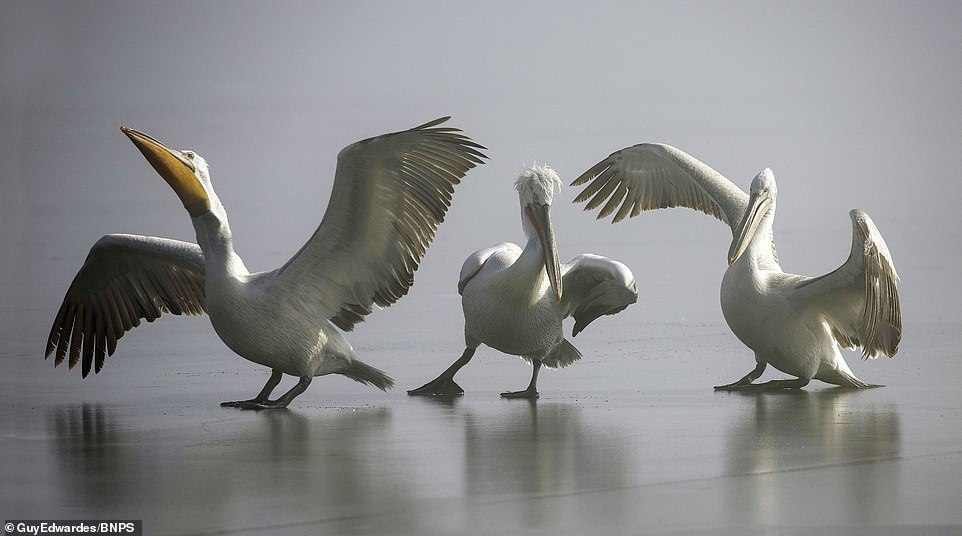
xmin=2 ymin=1 xmax=961 ymax=533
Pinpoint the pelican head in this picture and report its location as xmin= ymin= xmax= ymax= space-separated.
xmin=728 ymin=168 xmax=777 ymax=266
xmin=121 ymin=127 xmax=212 ymax=218
xmin=515 ymin=165 xmax=563 ymax=302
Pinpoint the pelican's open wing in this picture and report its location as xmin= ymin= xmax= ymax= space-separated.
xmin=273 ymin=117 xmax=486 ymax=331
xmin=795 ymin=210 xmax=901 ymax=358
xmin=572 ymin=143 xmax=749 ymax=231
xmin=560 ymin=254 xmax=638 ymax=337
xmin=45 ymin=234 xmax=206 ymax=377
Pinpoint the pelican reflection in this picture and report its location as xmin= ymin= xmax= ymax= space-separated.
xmin=50 ymin=405 xmax=153 ymax=507
xmin=46 ymin=405 xmax=413 ymax=532
xmin=724 ymin=390 xmax=901 ymax=525
xmin=459 ymin=401 xmax=633 ymax=525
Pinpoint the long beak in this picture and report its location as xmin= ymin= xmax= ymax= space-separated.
xmin=526 ymin=203 xmax=563 ymax=302
xmin=728 ymin=191 xmax=772 ymax=266
xmin=121 ymin=126 xmax=210 ymax=217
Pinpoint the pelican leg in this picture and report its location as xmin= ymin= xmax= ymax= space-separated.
xmin=251 ymin=376 xmax=313 ymax=409
xmin=221 ymin=369 xmax=283 ymax=407
xmin=501 ymin=360 xmax=541 ymax=399
xmin=408 ymin=348 xmax=476 ymax=396
xmin=714 ymin=362 xmax=767 ymax=391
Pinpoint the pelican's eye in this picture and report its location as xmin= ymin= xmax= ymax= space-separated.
xmin=184 ymin=151 xmax=194 ymax=159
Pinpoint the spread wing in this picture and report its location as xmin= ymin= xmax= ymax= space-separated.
xmin=272 ymin=117 xmax=486 ymax=331
xmin=45 ymin=234 xmax=207 ymax=377
xmin=572 ymin=143 xmax=749 ymax=232
xmin=560 ymin=254 xmax=638 ymax=336
xmin=795 ymin=210 xmax=901 ymax=358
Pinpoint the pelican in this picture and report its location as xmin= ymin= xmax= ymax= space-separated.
xmin=408 ymin=165 xmax=638 ymax=398
xmin=44 ymin=118 xmax=486 ymax=408
xmin=572 ymin=144 xmax=901 ymax=390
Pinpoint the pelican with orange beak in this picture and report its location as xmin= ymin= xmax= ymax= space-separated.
xmin=44 ymin=118 xmax=486 ymax=408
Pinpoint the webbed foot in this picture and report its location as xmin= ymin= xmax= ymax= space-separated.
xmin=222 ymin=373 xmax=309 ymax=409
xmin=714 ymin=362 xmax=768 ymax=391
xmin=220 ymin=398 xmax=266 ymax=408
xmin=407 ymin=377 xmax=464 ymax=397
xmin=221 ymin=399 xmax=290 ymax=410
xmin=222 ymin=370 xmax=284 ymax=408
xmin=500 ymin=387 xmax=539 ymax=399
xmin=714 ymin=381 xmax=750 ymax=391
xmin=717 ymin=378 xmax=809 ymax=392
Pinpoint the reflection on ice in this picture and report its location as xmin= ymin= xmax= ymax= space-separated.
xmin=724 ymin=390 xmax=901 ymax=525
xmin=21 ymin=372 xmax=961 ymax=533
xmin=462 ymin=401 xmax=631 ymax=496
xmin=44 ymin=399 xmax=638 ymax=532
xmin=407 ymin=398 xmax=637 ymax=529
xmin=45 ymin=405 xmax=412 ymax=533
xmin=50 ymin=405 xmax=145 ymax=507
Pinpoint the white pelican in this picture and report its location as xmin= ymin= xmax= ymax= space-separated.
xmin=44 ymin=118 xmax=486 ymax=408
xmin=572 ymin=144 xmax=901 ymax=390
xmin=408 ymin=165 xmax=638 ymax=398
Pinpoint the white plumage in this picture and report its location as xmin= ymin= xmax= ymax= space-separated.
xmin=45 ymin=118 xmax=486 ymax=408
xmin=573 ymin=143 xmax=901 ymax=390
xmin=409 ymin=165 xmax=638 ymax=398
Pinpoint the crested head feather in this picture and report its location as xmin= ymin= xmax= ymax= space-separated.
xmin=515 ymin=164 xmax=563 ymax=205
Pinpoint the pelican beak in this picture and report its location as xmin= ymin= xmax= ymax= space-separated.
xmin=121 ymin=126 xmax=210 ymax=217
xmin=728 ymin=190 xmax=772 ymax=266
xmin=526 ymin=203 xmax=563 ymax=302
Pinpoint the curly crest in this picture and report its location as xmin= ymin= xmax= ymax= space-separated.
xmin=514 ymin=164 xmax=563 ymax=205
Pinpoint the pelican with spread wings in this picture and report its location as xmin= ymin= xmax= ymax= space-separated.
xmin=572 ymin=144 xmax=900 ymax=390
xmin=44 ymin=118 xmax=486 ymax=408
xmin=408 ymin=165 xmax=638 ymax=399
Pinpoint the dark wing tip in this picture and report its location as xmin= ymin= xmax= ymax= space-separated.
xmin=413 ymin=116 xmax=452 ymax=130
xmin=44 ymin=238 xmax=207 ymax=377
xmin=570 ymin=171 xmax=595 ymax=187
xmin=570 ymin=164 xmax=603 ymax=188
xmin=323 ymin=119 xmax=488 ymax=331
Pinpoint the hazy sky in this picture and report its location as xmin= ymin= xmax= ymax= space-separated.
xmin=2 ymin=1 xmax=960 ymax=338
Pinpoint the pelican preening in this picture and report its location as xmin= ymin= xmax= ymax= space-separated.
xmin=408 ymin=165 xmax=638 ymax=399
xmin=572 ymin=143 xmax=901 ymax=390
xmin=44 ymin=118 xmax=486 ymax=409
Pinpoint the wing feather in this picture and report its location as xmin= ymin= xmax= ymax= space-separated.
xmin=572 ymin=143 xmax=749 ymax=231
xmin=273 ymin=117 xmax=486 ymax=331
xmin=45 ymin=234 xmax=207 ymax=377
xmin=560 ymin=254 xmax=639 ymax=336
xmin=795 ymin=210 xmax=901 ymax=358
xmin=457 ymin=243 xmax=520 ymax=296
